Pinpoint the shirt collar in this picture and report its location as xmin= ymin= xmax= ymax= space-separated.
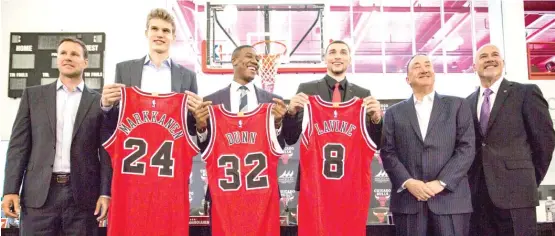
xmin=480 ymin=77 xmax=502 ymax=96
xmin=56 ymin=79 xmax=84 ymax=92
xmin=231 ymin=80 xmax=256 ymax=93
xmin=324 ymin=75 xmax=348 ymax=90
xmin=144 ymin=55 xmax=172 ymax=68
xmin=413 ymin=91 xmax=435 ymax=104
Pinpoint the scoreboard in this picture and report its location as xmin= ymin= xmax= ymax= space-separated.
xmin=8 ymin=32 xmax=105 ymax=98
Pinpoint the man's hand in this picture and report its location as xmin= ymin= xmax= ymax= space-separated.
xmin=101 ymin=83 xmax=125 ymax=107
xmin=194 ymin=101 xmax=212 ymax=132
xmin=425 ymin=180 xmax=445 ymax=195
xmin=272 ymin=98 xmax=287 ymax=128
xmin=363 ymin=96 xmax=382 ymax=124
xmin=94 ymin=196 xmax=110 ymax=222
xmin=185 ymin=91 xmax=203 ymax=113
xmin=1 ymin=194 xmax=20 ymax=218
xmin=404 ymin=179 xmax=435 ymax=201
xmin=287 ymin=93 xmax=309 ymax=116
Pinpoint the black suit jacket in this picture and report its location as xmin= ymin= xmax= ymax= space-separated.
xmin=380 ymin=93 xmax=475 ymax=214
xmin=282 ymin=77 xmax=383 ymax=191
xmin=104 ymin=56 xmax=198 ymax=139
xmin=197 ymin=84 xmax=286 ymax=152
xmin=3 ymin=82 xmax=112 ymax=209
xmin=199 ymin=84 xmax=286 ymax=203
xmin=466 ymin=79 xmax=555 ymax=209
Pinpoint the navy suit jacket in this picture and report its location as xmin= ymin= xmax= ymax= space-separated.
xmin=380 ymin=93 xmax=475 ymax=215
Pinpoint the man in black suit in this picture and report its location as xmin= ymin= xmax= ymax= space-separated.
xmin=100 ymin=8 xmax=201 ymax=136
xmin=381 ymin=54 xmax=475 ymax=236
xmin=282 ymin=40 xmax=383 ymax=191
xmin=191 ymin=45 xmax=287 ymax=217
xmin=1 ymin=37 xmax=111 ymax=235
xmin=467 ymin=44 xmax=555 ymax=236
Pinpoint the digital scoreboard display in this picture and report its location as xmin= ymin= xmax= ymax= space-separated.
xmin=8 ymin=32 xmax=105 ymax=98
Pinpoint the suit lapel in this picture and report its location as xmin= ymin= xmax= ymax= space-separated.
xmin=171 ymin=62 xmax=183 ymax=92
xmin=405 ymin=97 xmax=424 ymax=143
xmin=44 ymin=83 xmax=58 ymax=137
xmin=254 ymin=86 xmax=270 ymax=103
xmin=317 ymin=79 xmax=331 ymax=102
xmin=72 ymin=86 xmax=96 ymax=140
xmin=130 ymin=57 xmax=144 ymax=87
xmin=468 ymin=87 xmax=481 ymax=136
xmin=487 ymin=79 xmax=512 ymax=132
xmin=222 ymin=85 xmax=232 ymax=111
xmin=425 ymin=93 xmax=445 ymax=141
xmin=344 ymin=82 xmax=355 ymax=101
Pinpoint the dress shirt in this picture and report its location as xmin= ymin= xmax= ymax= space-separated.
xmin=477 ymin=77 xmax=502 ymax=120
xmin=101 ymin=55 xmax=172 ymax=111
xmin=414 ymin=91 xmax=435 ymax=140
xmin=197 ymin=81 xmax=282 ymax=142
xmin=399 ymin=91 xmax=446 ymax=192
xmin=54 ymin=79 xmax=84 ymax=173
xmin=139 ymin=56 xmax=172 ymax=93
xmin=323 ymin=75 xmax=348 ymax=101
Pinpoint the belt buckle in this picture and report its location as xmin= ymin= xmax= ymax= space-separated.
xmin=56 ymin=175 xmax=69 ymax=184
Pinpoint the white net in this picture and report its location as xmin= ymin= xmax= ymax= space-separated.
xmin=253 ymin=41 xmax=287 ymax=93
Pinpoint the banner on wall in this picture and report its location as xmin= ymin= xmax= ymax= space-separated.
xmin=186 ymin=99 xmax=405 ymax=225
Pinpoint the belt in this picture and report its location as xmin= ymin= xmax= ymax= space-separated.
xmin=52 ymin=173 xmax=70 ymax=184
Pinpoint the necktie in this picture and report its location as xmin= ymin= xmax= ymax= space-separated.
xmin=480 ymin=88 xmax=493 ymax=135
xmin=332 ymin=83 xmax=341 ymax=103
xmin=239 ymin=86 xmax=248 ymax=112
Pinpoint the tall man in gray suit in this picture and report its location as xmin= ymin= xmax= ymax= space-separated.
xmin=101 ymin=8 xmax=202 ymax=135
xmin=467 ymin=44 xmax=555 ymax=236
xmin=1 ymin=37 xmax=111 ymax=235
xmin=380 ymin=54 xmax=475 ymax=236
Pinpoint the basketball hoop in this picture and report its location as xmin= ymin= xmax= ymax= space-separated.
xmin=252 ymin=40 xmax=287 ymax=93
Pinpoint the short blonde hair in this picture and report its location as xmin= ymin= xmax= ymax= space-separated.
xmin=146 ymin=8 xmax=176 ymax=34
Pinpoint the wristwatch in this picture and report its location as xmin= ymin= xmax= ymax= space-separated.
xmin=439 ymin=181 xmax=447 ymax=187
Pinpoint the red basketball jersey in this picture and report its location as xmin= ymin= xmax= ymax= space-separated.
xmin=202 ymin=103 xmax=282 ymax=236
xmin=298 ymin=95 xmax=376 ymax=236
xmin=102 ymin=87 xmax=199 ymax=236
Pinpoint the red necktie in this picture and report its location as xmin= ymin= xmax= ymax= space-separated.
xmin=332 ymin=83 xmax=341 ymax=103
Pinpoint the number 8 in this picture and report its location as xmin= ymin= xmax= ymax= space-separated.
xmin=322 ymin=143 xmax=345 ymax=179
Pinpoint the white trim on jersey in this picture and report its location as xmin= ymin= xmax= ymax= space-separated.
xmin=267 ymin=104 xmax=284 ymax=156
xmin=102 ymin=86 xmax=127 ymax=149
xmin=314 ymin=95 xmax=358 ymax=108
xmin=182 ymin=95 xmax=200 ymax=153
xmin=360 ymin=105 xmax=378 ymax=151
xmin=200 ymin=105 xmax=217 ymax=162
xmin=131 ymin=86 xmax=177 ymax=97
xmin=300 ymin=102 xmax=312 ymax=147
xmin=219 ymin=103 xmax=264 ymax=118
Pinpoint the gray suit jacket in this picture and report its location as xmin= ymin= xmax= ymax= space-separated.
xmin=380 ymin=93 xmax=475 ymax=215
xmin=103 ymin=57 xmax=199 ymax=140
xmin=4 ymin=82 xmax=112 ymax=209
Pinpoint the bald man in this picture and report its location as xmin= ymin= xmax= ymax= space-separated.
xmin=466 ymin=44 xmax=555 ymax=236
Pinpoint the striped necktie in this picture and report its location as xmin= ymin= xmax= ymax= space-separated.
xmin=239 ymin=86 xmax=248 ymax=112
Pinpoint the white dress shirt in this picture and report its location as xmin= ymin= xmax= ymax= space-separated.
xmin=53 ymin=79 xmax=84 ymax=173
xmin=414 ymin=91 xmax=435 ymax=140
xmin=477 ymin=78 xmax=502 ymax=120
xmin=399 ymin=91 xmax=446 ymax=192
xmin=101 ymin=55 xmax=172 ymax=111
xmin=139 ymin=56 xmax=172 ymax=93
xmin=197 ymin=81 xmax=281 ymax=142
